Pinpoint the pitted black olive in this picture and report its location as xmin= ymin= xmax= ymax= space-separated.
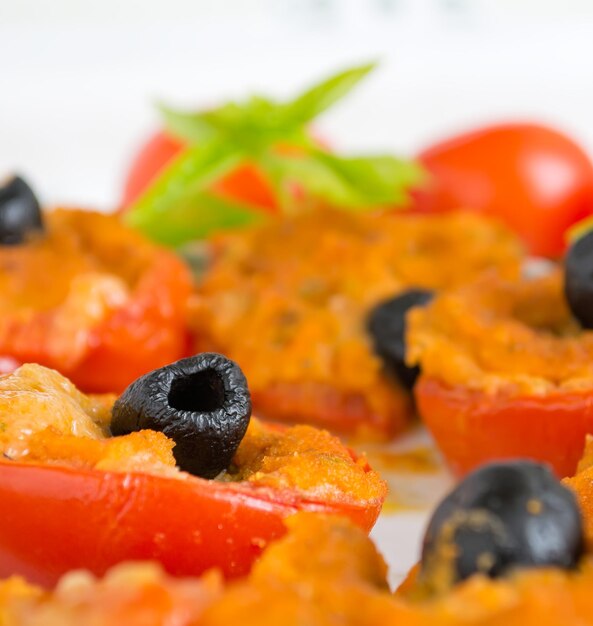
xmin=0 ymin=175 xmax=44 ymax=245
xmin=565 ymin=230 xmax=593 ymax=328
xmin=111 ymin=353 xmax=251 ymax=478
xmin=367 ymin=289 xmax=434 ymax=389
xmin=420 ymin=460 xmax=584 ymax=590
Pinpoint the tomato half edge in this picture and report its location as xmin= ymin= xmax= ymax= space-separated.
xmin=415 ymin=376 xmax=593 ymax=478
xmin=251 ymin=381 xmax=412 ymax=441
xmin=0 ymin=457 xmax=383 ymax=588
xmin=0 ymin=249 xmax=192 ymax=395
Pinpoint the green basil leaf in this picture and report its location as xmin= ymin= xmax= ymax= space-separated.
xmin=127 ymin=190 xmax=267 ymax=246
xmin=282 ymin=62 xmax=377 ymax=126
xmin=159 ymin=98 xmax=285 ymax=149
xmin=156 ymin=64 xmax=376 ymax=154
xmin=261 ymin=149 xmax=425 ymax=211
xmin=125 ymin=140 xmax=245 ymax=243
xmin=158 ymin=104 xmax=219 ymax=144
xmin=260 ymin=150 xmax=347 ymax=210
xmin=200 ymin=98 xmax=311 ymax=153
xmin=134 ymin=63 xmax=423 ymax=245
xmin=312 ymin=151 xmax=426 ymax=207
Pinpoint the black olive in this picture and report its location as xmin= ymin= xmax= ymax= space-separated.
xmin=0 ymin=175 xmax=44 ymax=245
xmin=420 ymin=460 xmax=584 ymax=590
xmin=565 ymin=230 xmax=593 ymax=328
xmin=111 ymin=353 xmax=251 ymax=479
xmin=367 ymin=289 xmax=434 ymax=389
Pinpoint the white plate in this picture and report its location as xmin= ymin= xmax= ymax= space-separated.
xmin=359 ymin=426 xmax=454 ymax=588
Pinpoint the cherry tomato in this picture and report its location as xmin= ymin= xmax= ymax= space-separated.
xmin=66 ymin=251 xmax=193 ymax=393
xmin=0 ymin=210 xmax=193 ymax=394
xmin=413 ymin=123 xmax=593 ymax=258
xmin=121 ymin=131 xmax=278 ymax=213
xmin=415 ymin=376 xmax=593 ymax=478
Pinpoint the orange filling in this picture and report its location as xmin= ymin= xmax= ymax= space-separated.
xmin=0 ymin=363 xmax=385 ymax=505
xmin=0 ymin=209 xmax=167 ymax=368
xmin=407 ymin=270 xmax=593 ymax=396
xmin=230 ymin=419 xmax=385 ymax=501
xmin=5 ymin=512 xmax=593 ymax=625
xmin=0 ymin=209 xmax=155 ymax=311
xmin=190 ymin=209 xmax=521 ymax=430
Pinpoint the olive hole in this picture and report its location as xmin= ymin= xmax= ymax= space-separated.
xmin=168 ymin=369 xmax=226 ymax=413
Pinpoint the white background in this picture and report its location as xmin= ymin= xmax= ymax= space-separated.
xmin=2 ymin=0 xmax=593 ymax=584
xmin=3 ymin=0 xmax=593 ymax=209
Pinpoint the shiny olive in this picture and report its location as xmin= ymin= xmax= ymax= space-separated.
xmin=0 ymin=175 xmax=43 ymax=244
xmin=111 ymin=353 xmax=251 ymax=478
xmin=565 ymin=230 xmax=593 ymax=328
xmin=420 ymin=461 xmax=584 ymax=588
xmin=367 ymin=289 xmax=434 ymax=389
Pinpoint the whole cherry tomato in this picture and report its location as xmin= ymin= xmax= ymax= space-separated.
xmin=121 ymin=131 xmax=278 ymax=213
xmin=413 ymin=123 xmax=593 ymax=258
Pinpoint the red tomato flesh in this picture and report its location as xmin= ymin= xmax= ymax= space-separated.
xmin=415 ymin=376 xmax=593 ymax=478
xmin=0 ymin=458 xmax=382 ymax=588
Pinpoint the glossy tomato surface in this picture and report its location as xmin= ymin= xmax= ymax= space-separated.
xmin=416 ymin=376 xmax=593 ymax=478
xmin=414 ymin=123 xmax=593 ymax=258
xmin=0 ymin=458 xmax=383 ymax=588
xmin=121 ymin=131 xmax=278 ymax=213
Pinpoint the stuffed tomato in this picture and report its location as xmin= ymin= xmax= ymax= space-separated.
xmin=408 ymin=248 xmax=593 ymax=477
xmin=0 ymin=177 xmax=192 ymax=393
xmin=0 ymin=356 xmax=385 ymax=587
xmin=190 ymin=208 xmax=523 ymax=441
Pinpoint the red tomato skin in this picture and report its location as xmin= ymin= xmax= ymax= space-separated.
xmin=0 ymin=460 xmax=383 ymax=588
xmin=415 ymin=376 xmax=593 ymax=479
xmin=414 ymin=123 xmax=593 ymax=258
xmin=0 ymin=248 xmax=192 ymax=395
xmin=250 ymin=382 xmax=412 ymax=441
xmin=121 ymin=131 xmax=278 ymax=213
xmin=64 ymin=252 xmax=193 ymax=393
xmin=122 ymin=132 xmax=185 ymax=207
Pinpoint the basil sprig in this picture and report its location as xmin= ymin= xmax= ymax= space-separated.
xmin=125 ymin=63 xmax=424 ymax=245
